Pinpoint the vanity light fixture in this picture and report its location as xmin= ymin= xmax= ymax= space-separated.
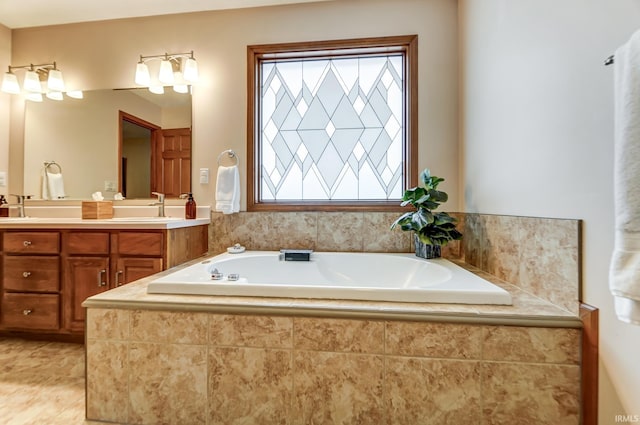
xmin=1 ymin=62 xmax=83 ymax=101
xmin=134 ymin=51 xmax=198 ymax=94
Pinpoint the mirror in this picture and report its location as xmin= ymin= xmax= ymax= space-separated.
xmin=23 ymin=88 xmax=192 ymax=200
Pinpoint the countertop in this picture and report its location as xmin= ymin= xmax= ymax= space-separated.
xmin=83 ymin=256 xmax=582 ymax=329
xmin=0 ymin=216 xmax=210 ymax=229
xmin=0 ymin=205 xmax=211 ymax=229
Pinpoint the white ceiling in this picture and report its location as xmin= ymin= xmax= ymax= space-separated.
xmin=0 ymin=0 xmax=330 ymax=29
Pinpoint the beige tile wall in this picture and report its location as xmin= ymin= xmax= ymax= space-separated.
xmin=86 ymin=308 xmax=581 ymax=425
xmin=462 ymin=214 xmax=581 ymax=314
xmin=209 ymin=211 xmax=581 ymax=314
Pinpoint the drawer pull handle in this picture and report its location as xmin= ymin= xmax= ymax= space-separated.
xmin=115 ymin=270 xmax=124 ymax=287
xmin=23 ymin=309 xmax=33 ymax=315
xmin=22 ymin=271 xmax=31 ymax=278
xmin=23 ymin=240 xmax=32 ymax=247
xmin=98 ymin=269 xmax=107 ymax=287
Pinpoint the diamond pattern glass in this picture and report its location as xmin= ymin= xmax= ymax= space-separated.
xmin=260 ymin=54 xmax=404 ymax=201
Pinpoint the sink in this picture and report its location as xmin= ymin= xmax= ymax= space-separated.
xmin=0 ymin=217 xmax=40 ymax=222
xmin=109 ymin=216 xmax=183 ymax=221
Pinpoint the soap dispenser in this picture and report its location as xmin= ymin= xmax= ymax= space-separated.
xmin=0 ymin=195 xmax=7 ymax=217
xmin=185 ymin=192 xmax=197 ymax=219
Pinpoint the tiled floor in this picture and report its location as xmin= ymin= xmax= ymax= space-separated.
xmin=0 ymin=337 xmax=92 ymax=424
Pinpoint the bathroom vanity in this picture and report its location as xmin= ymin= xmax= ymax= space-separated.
xmin=0 ymin=216 xmax=209 ymax=339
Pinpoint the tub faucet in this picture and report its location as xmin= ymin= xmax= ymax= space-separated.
xmin=149 ymin=192 xmax=166 ymax=217
xmin=8 ymin=194 xmax=31 ymax=218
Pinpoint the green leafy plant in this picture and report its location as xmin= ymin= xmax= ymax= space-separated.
xmin=390 ymin=168 xmax=462 ymax=246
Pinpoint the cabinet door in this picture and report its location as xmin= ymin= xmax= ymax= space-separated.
xmin=64 ymin=257 xmax=109 ymax=332
xmin=114 ymin=257 xmax=163 ymax=287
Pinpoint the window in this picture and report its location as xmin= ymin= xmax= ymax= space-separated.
xmin=247 ymin=35 xmax=417 ymax=211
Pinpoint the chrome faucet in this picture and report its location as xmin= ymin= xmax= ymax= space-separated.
xmin=149 ymin=192 xmax=166 ymax=217
xmin=8 ymin=194 xmax=31 ymax=218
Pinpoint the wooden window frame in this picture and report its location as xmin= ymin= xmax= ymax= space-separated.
xmin=247 ymin=35 xmax=418 ymax=212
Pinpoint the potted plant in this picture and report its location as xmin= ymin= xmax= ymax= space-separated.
xmin=390 ymin=168 xmax=462 ymax=259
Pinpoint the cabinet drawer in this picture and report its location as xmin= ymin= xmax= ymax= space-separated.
xmin=3 ymin=256 xmax=60 ymax=292
xmin=117 ymin=232 xmax=163 ymax=256
xmin=1 ymin=293 xmax=60 ymax=330
xmin=3 ymin=232 xmax=60 ymax=254
xmin=63 ymin=232 xmax=110 ymax=255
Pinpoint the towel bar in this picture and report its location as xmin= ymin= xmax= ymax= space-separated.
xmin=217 ymin=149 xmax=239 ymax=166
xmin=44 ymin=161 xmax=62 ymax=173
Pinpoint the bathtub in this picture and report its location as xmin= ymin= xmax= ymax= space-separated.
xmin=147 ymin=251 xmax=512 ymax=305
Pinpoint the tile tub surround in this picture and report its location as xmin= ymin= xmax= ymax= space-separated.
xmin=209 ymin=211 xmax=581 ymax=314
xmin=83 ymin=260 xmax=581 ymax=424
xmin=85 ymin=308 xmax=581 ymax=425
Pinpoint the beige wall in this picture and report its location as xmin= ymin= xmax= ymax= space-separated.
xmin=0 ymin=23 xmax=10 ymax=195
xmin=460 ymin=0 xmax=640 ymax=420
xmin=8 ymin=0 xmax=460 ymax=208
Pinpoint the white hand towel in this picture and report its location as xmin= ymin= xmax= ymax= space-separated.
xmin=215 ymin=165 xmax=240 ymax=214
xmin=610 ymin=29 xmax=640 ymax=325
xmin=42 ymin=171 xmax=66 ymax=200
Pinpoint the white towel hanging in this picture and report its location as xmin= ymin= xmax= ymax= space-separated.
xmin=609 ymin=29 xmax=640 ymax=325
xmin=215 ymin=151 xmax=240 ymax=214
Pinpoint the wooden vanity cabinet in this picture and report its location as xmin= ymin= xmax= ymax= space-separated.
xmin=0 ymin=231 xmax=61 ymax=331
xmin=1 ymin=225 xmax=208 ymax=338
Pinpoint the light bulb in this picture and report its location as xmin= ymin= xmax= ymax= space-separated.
xmin=158 ymin=59 xmax=174 ymax=85
xmin=25 ymin=91 xmax=43 ymax=102
xmin=47 ymin=69 xmax=65 ymax=92
xmin=135 ymin=62 xmax=150 ymax=86
xmin=23 ymin=70 xmax=41 ymax=92
xmin=46 ymin=91 xmax=64 ymax=101
xmin=172 ymin=71 xmax=188 ymax=94
xmin=149 ymin=85 xmax=164 ymax=94
xmin=182 ymin=57 xmax=198 ymax=83
xmin=1 ymin=72 xmax=20 ymax=94
xmin=66 ymin=90 xmax=84 ymax=99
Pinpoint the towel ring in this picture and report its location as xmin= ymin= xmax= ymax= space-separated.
xmin=44 ymin=161 xmax=62 ymax=174
xmin=217 ymin=150 xmax=239 ymax=166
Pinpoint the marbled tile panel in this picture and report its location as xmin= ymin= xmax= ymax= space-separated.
xmin=385 ymin=357 xmax=481 ymax=424
xmin=208 ymin=347 xmax=292 ymax=424
xmin=483 ymin=326 xmax=580 ymax=364
xmin=86 ymin=308 xmax=130 ymax=341
xmin=519 ymin=217 xmax=580 ymax=314
xmin=130 ymin=309 xmax=208 ymax=344
xmin=209 ymin=314 xmax=293 ymax=348
xmin=86 ymin=340 xmax=129 ymax=423
xmin=362 ymin=212 xmax=411 ymax=252
xmin=385 ymin=321 xmax=482 ymax=359
xmin=482 ymin=214 xmax=522 ymax=285
xmin=294 ymin=317 xmax=384 ymax=353
xmin=481 ymin=362 xmax=580 ymax=425
xmin=209 ymin=211 xmax=318 ymax=254
xmin=128 ymin=342 xmax=207 ymax=425
xmin=293 ymin=351 xmax=384 ymax=424
xmin=462 ymin=213 xmax=483 ymax=267
xmin=317 ymin=212 xmax=365 ymax=251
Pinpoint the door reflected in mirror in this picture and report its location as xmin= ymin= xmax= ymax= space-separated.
xmin=120 ymin=109 xmax=192 ymax=199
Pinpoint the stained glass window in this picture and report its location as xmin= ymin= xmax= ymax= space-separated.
xmin=248 ymin=36 xmax=417 ymax=210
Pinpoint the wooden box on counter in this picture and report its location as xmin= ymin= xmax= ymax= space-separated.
xmin=81 ymin=201 xmax=114 ymax=219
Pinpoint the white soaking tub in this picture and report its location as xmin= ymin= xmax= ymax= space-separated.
xmin=147 ymin=251 xmax=512 ymax=305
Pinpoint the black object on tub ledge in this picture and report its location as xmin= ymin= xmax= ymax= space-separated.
xmin=279 ymin=249 xmax=313 ymax=261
